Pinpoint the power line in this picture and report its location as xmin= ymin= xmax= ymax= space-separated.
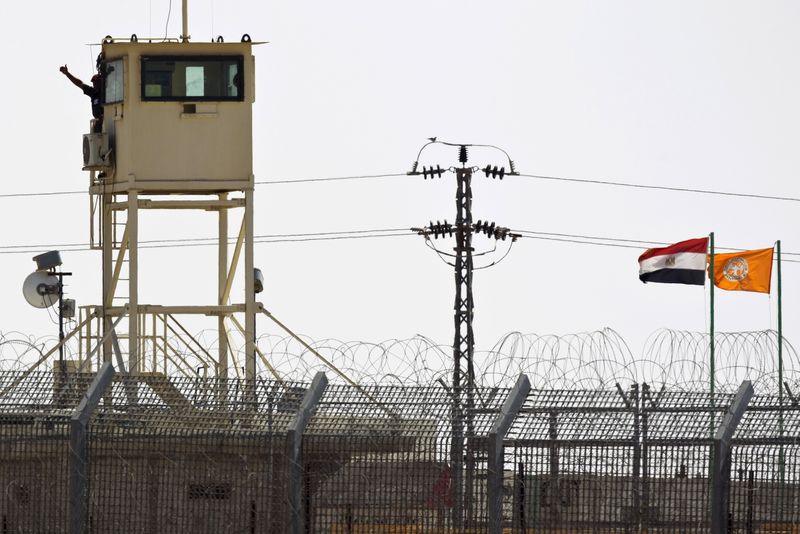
xmin=259 ymin=171 xmax=800 ymax=204
xmin=0 ymin=190 xmax=83 ymax=199
xmin=516 ymin=173 xmax=800 ymax=204
xmin=515 ymin=229 xmax=755 ymax=251
xmin=0 ymin=228 xmax=415 ymax=255
xmin=2 ymin=221 xmax=798 ymax=262
xmin=514 ymin=230 xmax=800 ymax=264
xmin=2 ymin=170 xmax=800 ymax=204
xmin=0 ymin=173 xmax=405 ymax=199
xmin=515 ymin=229 xmax=665 ymax=247
xmin=254 ymin=173 xmax=407 ymax=185
xmin=2 ymin=226 xmax=798 ymax=269
xmin=142 ymin=230 xmax=413 ymax=249
xmin=1 ymin=226 xmax=798 ymax=262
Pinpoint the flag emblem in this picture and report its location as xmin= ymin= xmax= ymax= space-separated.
xmin=722 ymin=257 xmax=748 ymax=282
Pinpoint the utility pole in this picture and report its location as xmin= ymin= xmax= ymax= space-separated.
xmin=410 ymin=140 xmax=519 ymax=528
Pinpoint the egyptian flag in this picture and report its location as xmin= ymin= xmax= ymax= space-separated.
xmin=638 ymin=237 xmax=709 ymax=285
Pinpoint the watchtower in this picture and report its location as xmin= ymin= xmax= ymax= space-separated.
xmin=80 ymin=30 xmax=260 ymax=381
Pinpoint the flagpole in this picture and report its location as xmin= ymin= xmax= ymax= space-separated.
xmin=707 ymin=232 xmax=716 ymax=500
xmin=777 ymin=240 xmax=783 ymax=408
xmin=777 ymin=240 xmax=785 ymax=491
xmin=709 ymin=232 xmax=715 ymax=404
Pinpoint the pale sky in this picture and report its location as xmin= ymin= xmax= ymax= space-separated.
xmin=0 ymin=1 xmax=798 ymax=384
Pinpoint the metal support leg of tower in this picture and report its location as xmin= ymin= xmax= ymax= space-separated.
xmin=218 ymin=192 xmax=229 ymax=390
xmin=244 ymin=188 xmax=256 ymax=400
xmin=102 ymin=189 xmax=113 ymax=364
xmin=128 ymin=190 xmax=139 ymax=373
xmin=93 ymin=187 xmax=254 ymax=381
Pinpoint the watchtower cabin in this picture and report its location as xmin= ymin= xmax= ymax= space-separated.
xmin=81 ymin=35 xmax=259 ymax=382
xmin=85 ymin=38 xmax=255 ymax=191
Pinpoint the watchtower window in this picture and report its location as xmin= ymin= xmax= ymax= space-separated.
xmin=141 ymin=55 xmax=243 ymax=101
xmin=104 ymin=59 xmax=124 ymax=103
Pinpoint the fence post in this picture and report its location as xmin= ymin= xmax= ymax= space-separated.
xmin=488 ymin=374 xmax=531 ymax=534
xmin=286 ymin=372 xmax=328 ymax=534
xmin=711 ymin=380 xmax=754 ymax=534
xmin=68 ymin=362 xmax=116 ymax=534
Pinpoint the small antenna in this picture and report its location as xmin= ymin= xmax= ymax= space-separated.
xmin=22 ymin=272 xmax=60 ymax=309
xmin=181 ymin=0 xmax=190 ymax=42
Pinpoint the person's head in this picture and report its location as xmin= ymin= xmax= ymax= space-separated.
xmin=91 ymin=74 xmax=101 ymax=87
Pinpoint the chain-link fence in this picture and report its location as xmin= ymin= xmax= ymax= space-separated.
xmin=0 ymin=371 xmax=87 ymax=532
xmin=0 ymin=368 xmax=798 ymax=533
xmin=85 ymin=373 xmax=305 ymax=533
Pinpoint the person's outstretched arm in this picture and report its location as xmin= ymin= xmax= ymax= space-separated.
xmin=59 ymin=65 xmax=86 ymax=90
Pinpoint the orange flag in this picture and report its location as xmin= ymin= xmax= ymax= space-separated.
xmin=710 ymin=248 xmax=774 ymax=293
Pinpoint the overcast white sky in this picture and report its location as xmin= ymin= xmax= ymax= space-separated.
xmin=0 ymin=1 xmax=798 ymax=377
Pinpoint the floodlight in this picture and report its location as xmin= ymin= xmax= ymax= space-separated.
xmin=254 ymin=268 xmax=264 ymax=294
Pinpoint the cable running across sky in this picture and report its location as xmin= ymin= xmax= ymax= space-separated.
xmin=2 ymin=170 xmax=799 ymax=203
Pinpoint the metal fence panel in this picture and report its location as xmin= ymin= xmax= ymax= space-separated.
xmin=303 ymin=383 xmax=509 ymax=533
xmin=729 ymin=444 xmax=800 ymax=532
xmin=643 ymin=443 xmax=712 ymax=532
xmin=0 ymin=371 xmax=91 ymax=533
xmin=85 ymin=375 xmax=303 ymax=533
xmin=2 ymin=368 xmax=800 ymax=534
xmin=728 ymin=396 xmax=800 ymax=533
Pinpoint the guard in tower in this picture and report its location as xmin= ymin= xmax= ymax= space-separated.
xmin=59 ymin=62 xmax=103 ymax=131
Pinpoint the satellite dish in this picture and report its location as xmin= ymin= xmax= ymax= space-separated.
xmin=22 ymin=271 xmax=60 ymax=309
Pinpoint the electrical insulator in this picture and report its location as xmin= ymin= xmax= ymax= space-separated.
xmin=474 ymin=220 xmax=496 ymax=237
xmin=459 ymin=145 xmax=468 ymax=164
xmin=431 ymin=220 xmax=451 ymax=238
xmin=427 ymin=219 xmax=454 ymax=238
xmin=423 ymin=165 xmax=444 ymax=179
xmin=482 ymin=165 xmax=506 ymax=179
xmin=410 ymin=161 xmax=419 ymax=174
xmin=509 ymin=160 xmax=517 ymax=175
